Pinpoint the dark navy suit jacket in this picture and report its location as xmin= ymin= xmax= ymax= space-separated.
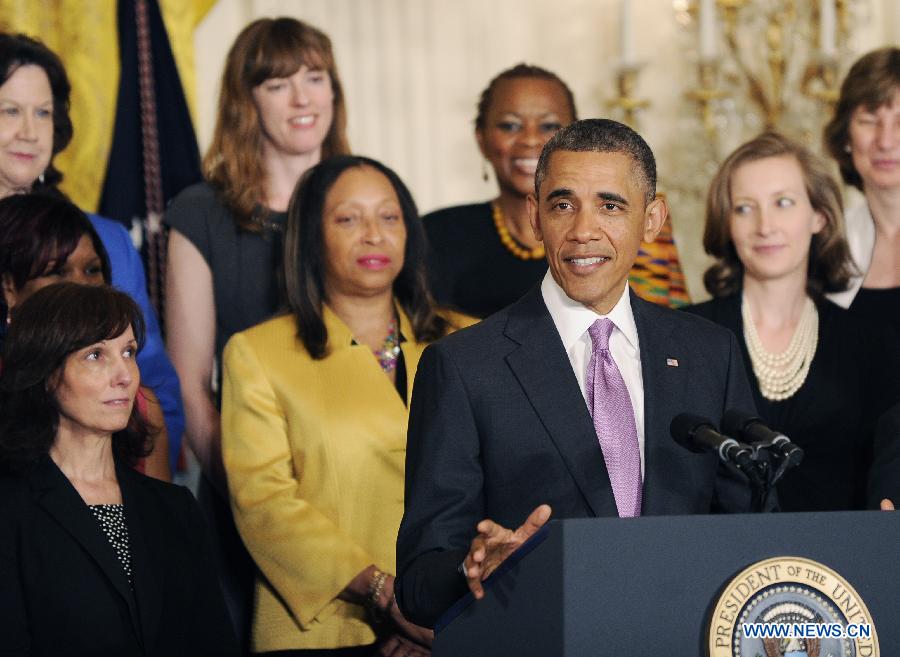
xmin=396 ymin=287 xmax=758 ymax=627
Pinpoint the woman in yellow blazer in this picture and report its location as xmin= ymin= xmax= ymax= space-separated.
xmin=221 ymin=155 xmax=472 ymax=656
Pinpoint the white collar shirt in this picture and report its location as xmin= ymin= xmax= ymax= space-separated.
xmin=540 ymin=271 xmax=645 ymax=476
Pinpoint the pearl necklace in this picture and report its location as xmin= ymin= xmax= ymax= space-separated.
xmin=742 ymin=296 xmax=818 ymax=401
xmin=491 ymin=202 xmax=545 ymax=260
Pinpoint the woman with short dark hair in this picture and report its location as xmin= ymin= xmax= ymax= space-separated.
xmin=0 ymin=283 xmax=237 ymax=657
xmin=221 ymin=155 xmax=471 ymax=655
xmin=823 ymin=47 xmax=900 ymax=335
xmin=423 ymin=64 xmax=576 ymax=318
xmin=686 ymin=132 xmax=900 ymax=511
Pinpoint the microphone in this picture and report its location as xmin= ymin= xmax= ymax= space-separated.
xmin=721 ymin=409 xmax=804 ymax=470
xmin=669 ymin=413 xmax=755 ymax=470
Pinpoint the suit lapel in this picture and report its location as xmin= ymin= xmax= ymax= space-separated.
xmin=30 ymin=457 xmax=143 ymax=640
xmin=631 ymin=293 xmax=696 ymax=515
xmin=503 ymin=288 xmax=618 ymax=517
xmin=117 ymin=464 xmax=162 ymax=648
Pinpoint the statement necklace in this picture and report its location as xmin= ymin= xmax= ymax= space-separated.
xmin=492 ymin=202 xmax=544 ymax=260
xmin=742 ymin=296 xmax=818 ymax=401
xmin=374 ymin=317 xmax=401 ymax=373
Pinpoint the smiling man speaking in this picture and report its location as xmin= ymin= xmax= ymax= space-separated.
xmin=396 ymin=119 xmax=759 ymax=628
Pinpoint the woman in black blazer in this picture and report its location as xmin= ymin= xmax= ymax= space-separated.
xmin=0 ymin=283 xmax=238 ymax=657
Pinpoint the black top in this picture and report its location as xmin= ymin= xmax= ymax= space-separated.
xmin=850 ymin=286 xmax=900 ymax=337
xmin=685 ymin=294 xmax=900 ymax=511
xmin=423 ymin=202 xmax=547 ymax=319
xmin=165 ymin=182 xmax=286 ymax=370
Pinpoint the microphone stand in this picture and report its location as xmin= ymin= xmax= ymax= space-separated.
xmin=740 ymin=456 xmax=772 ymax=513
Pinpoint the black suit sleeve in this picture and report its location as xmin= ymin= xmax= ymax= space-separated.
xmin=396 ymin=343 xmax=482 ymax=628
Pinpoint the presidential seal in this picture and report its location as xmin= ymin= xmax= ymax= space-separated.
xmin=708 ymin=556 xmax=878 ymax=657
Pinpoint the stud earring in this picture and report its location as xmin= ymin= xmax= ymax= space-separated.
xmin=844 ymin=144 xmax=852 ymax=154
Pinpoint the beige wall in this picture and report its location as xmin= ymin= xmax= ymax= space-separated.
xmin=195 ymin=0 xmax=900 ymax=301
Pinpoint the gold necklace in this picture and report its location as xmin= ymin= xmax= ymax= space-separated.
xmin=742 ymin=295 xmax=818 ymax=401
xmin=491 ymin=202 xmax=544 ymax=260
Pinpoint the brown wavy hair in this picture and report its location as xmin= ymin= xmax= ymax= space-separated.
xmin=0 ymin=283 xmax=151 ymax=473
xmin=823 ymin=47 xmax=900 ymax=191
xmin=703 ymin=132 xmax=855 ymax=299
xmin=203 ymin=17 xmax=350 ymax=233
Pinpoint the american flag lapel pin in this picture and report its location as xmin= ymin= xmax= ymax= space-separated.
xmin=666 ymin=357 xmax=679 ymax=367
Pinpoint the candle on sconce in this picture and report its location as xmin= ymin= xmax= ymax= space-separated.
xmin=620 ymin=0 xmax=635 ymax=67
xmin=699 ymin=0 xmax=716 ymax=61
xmin=820 ymin=0 xmax=836 ymax=58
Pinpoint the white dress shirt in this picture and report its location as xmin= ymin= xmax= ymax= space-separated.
xmin=541 ymin=271 xmax=645 ymax=475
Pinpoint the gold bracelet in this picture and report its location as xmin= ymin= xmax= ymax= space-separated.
xmin=367 ymin=569 xmax=389 ymax=623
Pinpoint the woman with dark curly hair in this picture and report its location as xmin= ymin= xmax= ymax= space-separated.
xmin=0 ymin=283 xmax=237 ymax=656
xmin=686 ymin=132 xmax=900 ymax=511
xmin=221 ymin=155 xmax=472 ymax=655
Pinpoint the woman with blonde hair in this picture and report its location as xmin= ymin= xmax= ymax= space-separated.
xmin=164 ymin=16 xmax=350 ymax=646
xmin=686 ymin=132 xmax=900 ymax=511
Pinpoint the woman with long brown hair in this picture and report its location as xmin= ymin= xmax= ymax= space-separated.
xmin=164 ymin=17 xmax=350 ymax=647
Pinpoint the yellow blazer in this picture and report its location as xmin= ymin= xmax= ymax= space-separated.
xmin=221 ymin=305 xmax=472 ymax=652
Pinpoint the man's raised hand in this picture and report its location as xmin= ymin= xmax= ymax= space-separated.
xmin=463 ymin=504 xmax=552 ymax=600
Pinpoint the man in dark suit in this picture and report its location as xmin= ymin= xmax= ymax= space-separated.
xmin=396 ymin=119 xmax=758 ymax=628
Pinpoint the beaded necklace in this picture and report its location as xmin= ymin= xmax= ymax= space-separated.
xmin=742 ymin=296 xmax=818 ymax=401
xmin=492 ymin=202 xmax=544 ymax=260
xmin=373 ymin=317 xmax=401 ymax=372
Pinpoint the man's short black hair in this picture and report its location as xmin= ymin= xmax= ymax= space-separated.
xmin=534 ymin=118 xmax=657 ymax=203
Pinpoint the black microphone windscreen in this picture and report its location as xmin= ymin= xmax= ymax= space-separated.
xmin=670 ymin=413 xmax=715 ymax=452
xmin=722 ymin=408 xmax=761 ymax=436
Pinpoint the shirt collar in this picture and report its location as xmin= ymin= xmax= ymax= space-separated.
xmin=540 ymin=271 xmax=639 ymax=353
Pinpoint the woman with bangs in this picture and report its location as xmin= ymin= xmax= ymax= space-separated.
xmin=0 ymin=283 xmax=237 ymax=656
xmin=164 ymin=17 xmax=350 ymax=648
xmin=824 ymin=47 xmax=900 ymax=335
xmin=0 ymin=192 xmax=170 ymax=483
xmin=686 ymin=132 xmax=900 ymax=512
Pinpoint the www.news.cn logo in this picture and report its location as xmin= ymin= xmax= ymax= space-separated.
xmin=742 ymin=623 xmax=873 ymax=640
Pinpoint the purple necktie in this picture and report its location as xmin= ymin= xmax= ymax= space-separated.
xmin=586 ymin=318 xmax=642 ymax=518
